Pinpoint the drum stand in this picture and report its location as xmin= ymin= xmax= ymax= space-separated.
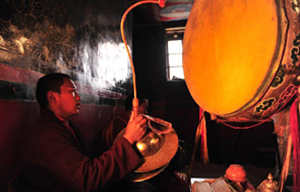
xmin=187 ymin=108 xmax=208 ymax=186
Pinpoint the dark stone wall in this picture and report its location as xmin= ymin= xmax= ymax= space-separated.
xmin=0 ymin=0 xmax=133 ymax=89
xmin=0 ymin=0 xmax=133 ymax=189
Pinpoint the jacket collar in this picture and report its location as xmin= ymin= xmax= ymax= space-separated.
xmin=40 ymin=107 xmax=62 ymax=123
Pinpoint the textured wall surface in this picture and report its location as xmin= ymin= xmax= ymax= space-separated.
xmin=0 ymin=0 xmax=133 ymax=188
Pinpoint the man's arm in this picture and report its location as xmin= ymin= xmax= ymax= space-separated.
xmin=21 ymin=129 xmax=144 ymax=192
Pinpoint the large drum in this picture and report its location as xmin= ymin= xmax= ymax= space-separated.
xmin=183 ymin=0 xmax=300 ymax=122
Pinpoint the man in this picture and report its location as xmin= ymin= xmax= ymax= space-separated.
xmin=93 ymin=94 xmax=149 ymax=154
xmin=19 ymin=73 xmax=149 ymax=192
xmin=93 ymin=94 xmax=190 ymax=192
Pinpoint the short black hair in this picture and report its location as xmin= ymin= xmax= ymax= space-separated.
xmin=124 ymin=93 xmax=147 ymax=111
xmin=36 ymin=73 xmax=71 ymax=108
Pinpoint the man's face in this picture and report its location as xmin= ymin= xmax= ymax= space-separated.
xmin=54 ymin=78 xmax=81 ymax=119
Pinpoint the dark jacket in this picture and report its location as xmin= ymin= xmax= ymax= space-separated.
xmin=92 ymin=113 xmax=190 ymax=192
xmin=19 ymin=108 xmax=143 ymax=192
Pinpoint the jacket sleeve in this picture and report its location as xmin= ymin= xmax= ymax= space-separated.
xmin=24 ymin=128 xmax=143 ymax=192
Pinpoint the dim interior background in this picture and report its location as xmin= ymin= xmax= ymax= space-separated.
xmin=0 ymin=0 xmax=278 ymax=191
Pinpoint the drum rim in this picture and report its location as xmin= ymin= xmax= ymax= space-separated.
xmin=183 ymin=0 xmax=288 ymax=118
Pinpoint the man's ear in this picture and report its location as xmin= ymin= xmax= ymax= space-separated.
xmin=47 ymin=91 xmax=56 ymax=104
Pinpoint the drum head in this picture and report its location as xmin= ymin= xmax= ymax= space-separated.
xmin=183 ymin=0 xmax=287 ymax=117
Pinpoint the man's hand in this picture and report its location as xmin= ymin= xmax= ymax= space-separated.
xmin=123 ymin=113 xmax=147 ymax=144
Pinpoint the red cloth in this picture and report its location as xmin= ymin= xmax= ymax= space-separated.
xmin=290 ymin=98 xmax=300 ymax=192
xmin=54 ymin=114 xmax=80 ymax=145
xmin=19 ymin=108 xmax=143 ymax=192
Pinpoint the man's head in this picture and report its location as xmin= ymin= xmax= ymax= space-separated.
xmin=124 ymin=94 xmax=149 ymax=114
xmin=36 ymin=73 xmax=81 ymax=119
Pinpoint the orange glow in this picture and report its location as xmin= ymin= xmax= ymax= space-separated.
xmin=137 ymin=142 xmax=146 ymax=151
xmin=183 ymin=0 xmax=286 ymax=116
